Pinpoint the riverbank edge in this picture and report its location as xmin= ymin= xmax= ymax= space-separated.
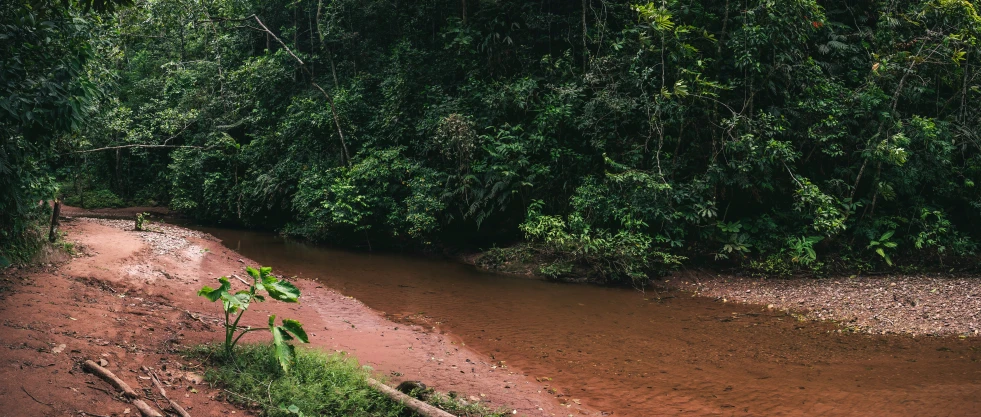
xmin=61 ymin=204 xmax=981 ymax=338
xmin=460 ymin=247 xmax=981 ymax=337
xmin=44 ymin=209 xmax=596 ymax=416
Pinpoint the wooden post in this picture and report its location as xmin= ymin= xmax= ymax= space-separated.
xmin=48 ymin=200 xmax=61 ymax=242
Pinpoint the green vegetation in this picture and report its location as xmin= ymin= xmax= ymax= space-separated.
xmin=197 ymin=343 xmax=504 ymax=417
xmin=0 ymin=207 xmax=49 ymax=266
xmin=134 ymin=212 xmax=150 ymax=231
xmin=5 ymin=0 xmax=981 ymax=280
xmin=198 ymin=343 xmax=409 ymax=417
xmin=1 ymin=0 xmax=103 ymax=263
xmin=419 ymin=391 xmax=507 ymax=417
xmin=198 ymin=266 xmax=308 ymax=371
xmin=62 ymin=188 xmax=126 ymax=209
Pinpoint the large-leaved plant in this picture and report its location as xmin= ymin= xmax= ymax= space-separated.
xmin=198 ymin=266 xmax=309 ymax=372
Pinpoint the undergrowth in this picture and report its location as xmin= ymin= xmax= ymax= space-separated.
xmin=194 ymin=343 xmax=504 ymax=417
xmin=0 ymin=206 xmax=49 ymax=268
xmin=61 ymin=187 xmax=125 ymax=209
xmin=422 ymin=391 xmax=508 ymax=417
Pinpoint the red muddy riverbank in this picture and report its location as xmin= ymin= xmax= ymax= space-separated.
xmin=0 ymin=213 xmax=586 ymax=416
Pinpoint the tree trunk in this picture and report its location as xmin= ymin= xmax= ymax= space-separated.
xmin=48 ymin=200 xmax=61 ymax=242
xmin=74 ymin=159 xmax=84 ymax=208
xmin=328 ymin=52 xmax=339 ymax=89
xmin=115 ymin=148 xmax=121 ymax=193
xmin=582 ymin=0 xmax=589 ymax=72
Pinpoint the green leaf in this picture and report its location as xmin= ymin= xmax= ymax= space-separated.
xmin=280 ymin=319 xmax=309 ymax=343
xmin=198 ymin=277 xmax=231 ymax=302
xmin=274 ymin=340 xmax=296 ymax=373
xmin=880 ymin=230 xmax=895 ymax=240
xmin=233 ymin=291 xmax=252 ymax=309
xmin=220 ymin=291 xmax=244 ymax=312
xmin=197 ymin=285 xmax=218 ymax=300
xmin=246 ymin=266 xmax=261 ymax=282
xmin=264 ymin=276 xmax=301 ymax=303
xmin=875 ymin=248 xmax=886 ymax=258
xmin=250 ymin=266 xmax=275 ymax=292
xmin=269 ymin=314 xmax=297 ymax=372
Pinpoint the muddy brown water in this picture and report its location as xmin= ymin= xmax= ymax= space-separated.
xmin=196 ymin=227 xmax=981 ymax=416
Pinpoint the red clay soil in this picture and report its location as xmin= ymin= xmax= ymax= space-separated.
xmin=0 ymin=215 xmax=594 ymax=417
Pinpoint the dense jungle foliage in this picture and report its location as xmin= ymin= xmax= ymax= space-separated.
xmin=0 ymin=0 xmax=128 ymax=264
xmin=5 ymin=0 xmax=981 ymax=282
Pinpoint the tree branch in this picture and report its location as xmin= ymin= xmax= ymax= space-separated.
xmin=201 ymin=14 xmax=351 ymax=165
xmin=71 ymin=144 xmax=207 ymax=154
xmin=248 ymin=15 xmax=352 ymax=165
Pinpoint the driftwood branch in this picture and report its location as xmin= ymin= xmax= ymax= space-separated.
xmin=132 ymin=399 xmax=164 ymax=417
xmin=83 ymin=361 xmax=168 ymax=417
xmin=147 ymin=371 xmax=166 ymax=397
xmin=83 ymin=360 xmax=139 ymax=398
xmin=230 ymin=273 xmax=251 ymax=286
xmin=144 ymin=367 xmax=191 ymax=417
xmin=366 ymin=379 xmax=455 ymax=417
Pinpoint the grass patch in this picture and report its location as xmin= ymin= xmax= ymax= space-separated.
xmin=423 ymin=391 xmax=509 ymax=417
xmin=193 ymin=343 xmax=505 ymax=417
xmin=196 ymin=343 xmax=409 ymax=417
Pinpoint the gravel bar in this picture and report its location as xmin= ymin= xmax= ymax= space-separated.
xmin=81 ymin=218 xmax=214 ymax=257
xmin=676 ymin=272 xmax=981 ymax=336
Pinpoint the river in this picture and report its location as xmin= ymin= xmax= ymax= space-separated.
xmin=196 ymin=226 xmax=981 ymax=416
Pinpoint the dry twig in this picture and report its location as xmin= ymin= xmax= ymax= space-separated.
xmin=143 ymin=367 xmax=192 ymax=417
xmin=21 ymin=386 xmax=52 ymax=407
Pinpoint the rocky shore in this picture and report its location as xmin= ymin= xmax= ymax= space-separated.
xmin=676 ymin=271 xmax=981 ymax=336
